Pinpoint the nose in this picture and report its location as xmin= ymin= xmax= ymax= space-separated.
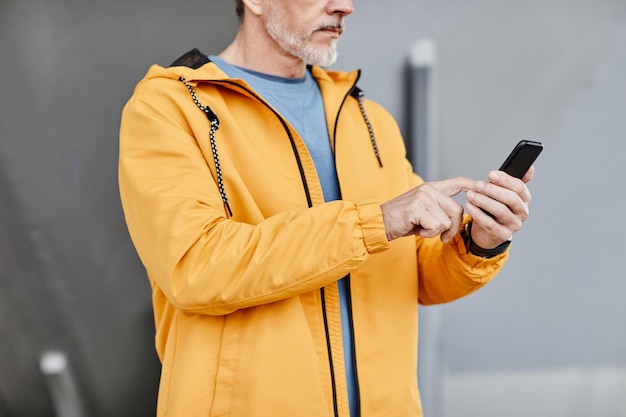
xmin=328 ymin=0 xmax=354 ymax=16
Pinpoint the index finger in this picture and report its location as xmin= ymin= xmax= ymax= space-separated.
xmin=431 ymin=176 xmax=477 ymax=197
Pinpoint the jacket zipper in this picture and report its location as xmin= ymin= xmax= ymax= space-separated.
xmin=331 ymin=75 xmax=363 ymax=417
xmin=332 ymin=70 xmax=360 ymax=151
xmin=320 ymin=288 xmax=340 ymax=417
xmin=344 ymin=275 xmax=361 ymax=417
xmin=207 ymin=77 xmax=354 ymax=417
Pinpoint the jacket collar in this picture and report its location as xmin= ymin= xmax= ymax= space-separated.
xmin=163 ymin=48 xmax=360 ymax=91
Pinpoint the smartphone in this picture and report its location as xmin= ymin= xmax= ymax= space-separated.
xmin=498 ymin=140 xmax=543 ymax=179
xmin=481 ymin=140 xmax=543 ymax=218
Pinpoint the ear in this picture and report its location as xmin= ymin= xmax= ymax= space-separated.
xmin=242 ymin=0 xmax=263 ymax=17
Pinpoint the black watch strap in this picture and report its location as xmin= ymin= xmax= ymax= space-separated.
xmin=461 ymin=221 xmax=511 ymax=258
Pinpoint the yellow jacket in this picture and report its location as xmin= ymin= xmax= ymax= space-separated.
xmin=118 ymin=50 xmax=508 ymax=417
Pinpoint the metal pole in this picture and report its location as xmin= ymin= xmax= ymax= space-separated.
xmin=406 ymin=38 xmax=438 ymax=181
xmin=40 ymin=351 xmax=88 ymax=417
xmin=406 ymin=38 xmax=444 ymax=417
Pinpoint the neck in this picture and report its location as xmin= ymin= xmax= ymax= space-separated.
xmin=218 ymin=20 xmax=307 ymax=79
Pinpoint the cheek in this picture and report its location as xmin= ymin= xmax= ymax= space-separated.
xmin=285 ymin=3 xmax=321 ymax=28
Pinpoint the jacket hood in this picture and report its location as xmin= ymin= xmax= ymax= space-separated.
xmin=139 ymin=48 xmax=361 ymax=91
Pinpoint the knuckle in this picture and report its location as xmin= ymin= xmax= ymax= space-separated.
xmin=489 ymin=206 xmax=506 ymax=221
xmin=420 ymin=183 xmax=436 ymax=194
xmin=510 ymin=218 xmax=523 ymax=234
xmin=520 ymin=206 xmax=530 ymax=222
xmin=481 ymin=221 xmax=497 ymax=233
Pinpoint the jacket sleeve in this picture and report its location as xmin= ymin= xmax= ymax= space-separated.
xmin=357 ymin=97 xmax=508 ymax=306
xmin=118 ymin=89 xmax=389 ymax=316
xmin=401 ymin=157 xmax=509 ymax=305
xmin=416 ymin=216 xmax=508 ymax=305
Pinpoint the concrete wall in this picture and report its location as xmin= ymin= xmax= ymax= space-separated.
xmin=1 ymin=0 xmax=625 ymax=416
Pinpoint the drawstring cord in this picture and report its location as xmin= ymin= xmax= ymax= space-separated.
xmin=179 ymin=77 xmax=233 ymax=217
xmin=177 ymin=78 xmax=383 ymax=218
xmin=350 ymin=86 xmax=383 ymax=168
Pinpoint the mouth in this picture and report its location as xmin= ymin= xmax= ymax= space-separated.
xmin=315 ymin=23 xmax=344 ymax=37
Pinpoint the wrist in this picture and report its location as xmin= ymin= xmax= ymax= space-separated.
xmin=460 ymin=221 xmax=511 ymax=258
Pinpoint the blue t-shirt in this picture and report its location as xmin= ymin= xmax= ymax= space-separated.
xmin=210 ymin=55 xmax=359 ymax=417
xmin=210 ymin=56 xmax=340 ymax=202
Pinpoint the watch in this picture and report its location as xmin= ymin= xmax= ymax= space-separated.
xmin=461 ymin=221 xmax=512 ymax=258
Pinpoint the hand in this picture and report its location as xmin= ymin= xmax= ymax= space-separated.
xmin=465 ymin=166 xmax=535 ymax=248
xmin=381 ymin=177 xmax=476 ymax=242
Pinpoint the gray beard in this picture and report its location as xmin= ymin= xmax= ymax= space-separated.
xmin=266 ymin=20 xmax=340 ymax=67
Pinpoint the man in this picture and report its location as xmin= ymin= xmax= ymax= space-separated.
xmin=118 ymin=0 xmax=534 ymax=416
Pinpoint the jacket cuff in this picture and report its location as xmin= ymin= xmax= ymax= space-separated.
xmin=355 ymin=201 xmax=390 ymax=254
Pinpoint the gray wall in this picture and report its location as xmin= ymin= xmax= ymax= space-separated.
xmin=1 ymin=0 xmax=625 ymax=416
xmin=333 ymin=0 xmax=626 ymax=415
xmin=0 ymin=1 xmax=237 ymax=416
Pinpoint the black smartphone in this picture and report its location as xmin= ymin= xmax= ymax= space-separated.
xmin=499 ymin=140 xmax=543 ymax=179
xmin=481 ymin=140 xmax=543 ymax=218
